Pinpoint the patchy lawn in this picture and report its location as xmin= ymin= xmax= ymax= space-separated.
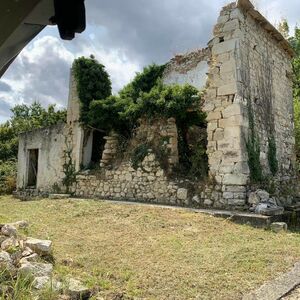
xmin=1 ymin=196 xmax=300 ymax=299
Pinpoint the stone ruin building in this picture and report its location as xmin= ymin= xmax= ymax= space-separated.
xmin=16 ymin=0 xmax=296 ymax=210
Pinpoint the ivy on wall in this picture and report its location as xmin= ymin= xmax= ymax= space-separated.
xmin=246 ymin=100 xmax=263 ymax=182
xmin=73 ymin=55 xmax=112 ymax=125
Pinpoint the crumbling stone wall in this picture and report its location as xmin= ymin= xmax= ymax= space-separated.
xmin=163 ymin=48 xmax=210 ymax=90
xmin=74 ymin=117 xmax=185 ymax=203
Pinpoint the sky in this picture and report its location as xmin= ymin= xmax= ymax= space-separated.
xmin=0 ymin=0 xmax=299 ymax=122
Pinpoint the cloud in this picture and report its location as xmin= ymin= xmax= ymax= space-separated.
xmin=0 ymin=98 xmax=12 ymax=123
xmin=0 ymin=81 xmax=12 ymax=92
xmin=85 ymin=0 xmax=221 ymax=65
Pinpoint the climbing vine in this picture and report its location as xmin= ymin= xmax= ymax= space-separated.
xmin=268 ymin=135 xmax=278 ymax=176
xmin=246 ymin=100 xmax=263 ymax=183
xmin=62 ymin=128 xmax=77 ymax=193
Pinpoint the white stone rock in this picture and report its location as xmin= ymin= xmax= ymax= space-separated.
xmin=177 ymin=188 xmax=188 ymax=200
xmin=223 ymin=174 xmax=248 ymax=185
xmin=1 ymin=237 xmax=18 ymax=251
xmin=25 ymin=238 xmax=52 ymax=256
xmin=218 ymin=82 xmax=237 ymax=96
xmin=1 ymin=224 xmax=17 ymax=237
xmin=248 ymin=192 xmax=260 ymax=205
xmin=66 ymin=278 xmax=91 ymax=299
xmin=204 ymin=199 xmax=213 ymax=206
xmin=212 ymin=39 xmax=239 ymax=55
xmin=222 ymin=103 xmax=243 ymax=118
xmin=257 ymin=190 xmax=270 ymax=202
xmin=192 ymin=195 xmax=201 ymax=204
xmin=223 ymin=192 xmax=233 ymax=199
xmin=19 ymin=262 xmax=53 ymax=277
xmin=32 ymin=276 xmax=51 ymax=290
xmin=10 ymin=220 xmax=29 ymax=229
xmin=270 ymin=222 xmax=288 ymax=233
xmin=0 ymin=250 xmax=13 ymax=271
xmin=20 ymin=253 xmax=39 ymax=264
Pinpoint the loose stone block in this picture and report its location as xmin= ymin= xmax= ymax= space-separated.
xmin=223 ymin=174 xmax=248 ymax=185
xmin=177 ymin=188 xmax=188 ymax=200
xmin=270 ymin=222 xmax=288 ymax=233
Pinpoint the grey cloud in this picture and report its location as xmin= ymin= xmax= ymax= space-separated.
xmin=0 ymin=98 xmax=12 ymax=121
xmin=3 ymin=38 xmax=72 ymax=109
xmin=85 ymin=0 xmax=221 ymax=65
xmin=0 ymin=81 xmax=12 ymax=92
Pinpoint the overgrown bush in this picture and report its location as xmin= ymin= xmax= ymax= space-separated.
xmin=0 ymin=160 xmax=16 ymax=194
xmin=73 ymin=55 xmax=112 ymax=125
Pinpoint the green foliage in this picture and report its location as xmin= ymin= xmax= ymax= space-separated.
xmin=189 ymin=139 xmax=208 ymax=179
xmin=88 ymin=95 xmax=131 ymax=135
xmin=0 ymin=270 xmax=33 ymax=300
xmin=131 ymin=143 xmax=151 ymax=170
xmin=268 ymin=135 xmax=278 ymax=176
xmin=122 ymin=81 xmax=206 ymax=126
xmin=119 ymin=64 xmax=166 ymax=100
xmin=288 ymin=26 xmax=300 ymax=160
xmin=73 ymin=55 xmax=112 ymax=124
xmin=294 ymin=99 xmax=300 ymax=160
xmin=0 ymin=159 xmax=16 ymax=194
xmin=62 ymin=133 xmax=77 ymax=193
xmin=246 ymin=101 xmax=263 ymax=182
xmin=0 ymin=102 xmax=66 ymax=194
xmin=0 ymin=102 xmax=66 ymax=162
xmin=289 ymin=27 xmax=300 ymax=99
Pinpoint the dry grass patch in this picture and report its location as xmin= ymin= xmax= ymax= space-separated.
xmin=1 ymin=196 xmax=300 ymax=299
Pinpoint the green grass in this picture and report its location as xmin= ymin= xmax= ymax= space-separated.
xmin=1 ymin=195 xmax=300 ymax=299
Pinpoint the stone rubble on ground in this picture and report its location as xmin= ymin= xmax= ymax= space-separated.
xmin=0 ymin=221 xmax=92 ymax=300
xmin=270 ymin=222 xmax=288 ymax=233
xmin=248 ymin=189 xmax=284 ymax=216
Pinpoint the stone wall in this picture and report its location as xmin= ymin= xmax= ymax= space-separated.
xmin=204 ymin=2 xmax=249 ymax=208
xmin=163 ymin=48 xmax=210 ymax=90
xmin=73 ymin=117 xmax=186 ymax=204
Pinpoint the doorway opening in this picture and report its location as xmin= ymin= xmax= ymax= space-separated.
xmin=27 ymin=149 xmax=39 ymax=188
xmin=91 ymin=130 xmax=106 ymax=164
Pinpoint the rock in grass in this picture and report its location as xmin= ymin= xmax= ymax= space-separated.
xmin=270 ymin=222 xmax=288 ymax=233
xmin=24 ymin=238 xmax=52 ymax=255
xmin=20 ymin=253 xmax=39 ymax=264
xmin=10 ymin=221 xmax=29 ymax=229
xmin=1 ymin=224 xmax=17 ymax=237
xmin=66 ymin=278 xmax=91 ymax=300
xmin=0 ymin=250 xmax=13 ymax=271
xmin=1 ymin=237 xmax=18 ymax=251
xmin=19 ymin=262 xmax=53 ymax=277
